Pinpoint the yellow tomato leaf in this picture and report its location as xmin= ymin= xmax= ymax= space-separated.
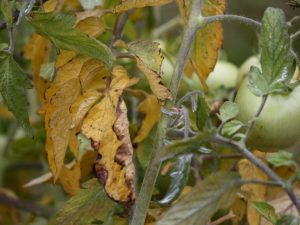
xmin=238 ymin=154 xmax=268 ymax=225
xmin=175 ymin=0 xmax=189 ymax=24
xmin=129 ymin=40 xmax=163 ymax=73
xmin=128 ymin=40 xmax=172 ymax=101
xmin=134 ymin=94 xmax=161 ymax=143
xmin=22 ymin=34 xmax=51 ymax=101
xmin=81 ymin=66 xmax=136 ymax=204
xmin=193 ymin=0 xmax=226 ymax=81
xmin=112 ymin=0 xmax=174 ymax=13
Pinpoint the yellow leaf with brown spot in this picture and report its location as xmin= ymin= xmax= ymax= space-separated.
xmin=112 ymin=0 xmax=174 ymax=13
xmin=128 ymin=40 xmax=172 ymax=101
xmin=81 ymin=66 xmax=136 ymax=204
xmin=42 ymin=55 xmax=107 ymax=181
xmin=193 ymin=0 xmax=226 ymax=81
xmin=134 ymin=94 xmax=161 ymax=143
xmin=238 ymin=154 xmax=268 ymax=225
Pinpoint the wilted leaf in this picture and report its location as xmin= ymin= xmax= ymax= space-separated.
xmin=27 ymin=12 xmax=113 ymax=68
xmin=53 ymin=179 xmax=118 ymax=225
xmin=0 ymin=52 xmax=32 ymax=136
xmin=134 ymin=94 xmax=161 ymax=143
xmin=112 ymin=0 xmax=173 ymax=13
xmin=267 ymin=151 xmax=295 ymax=168
xmin=219 ymin=101 xmax=239 ymax=122
xmin=156 ymin=172 xmax=241 ymax=225
xmin=128 ymin=40 xmax=172 ymax=101
xmin=159 ymin=154 xmax=192 ymax=205
xmin=81 ymin=66 xmax=136 ymax=204
xmin=159 ymin=132 xmax=213 ymax=160
xmin=239 ymin=154 xmax=268 ymax=225
xmin=193 ymin=0 xmax=225 ymax=81
xmin=252 ymin=201 xmax=278 ymax=225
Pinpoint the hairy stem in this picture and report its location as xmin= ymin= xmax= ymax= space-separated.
xmin=129 ymin=1 xmax=202 ymax=224
xmin=201 ymin=14 xmax=261 ymax=30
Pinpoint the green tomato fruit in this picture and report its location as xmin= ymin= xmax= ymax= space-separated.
xmin=183 ymin=61 xmax=239 ymax=91
xmin=206 ymin=61 xmax=239 ymax=91
xmin=235 ymin=78 xmax=300 ymax=151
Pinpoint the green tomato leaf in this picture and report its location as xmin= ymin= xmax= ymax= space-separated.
xmin=158 ymin=154 xmax=192 ymax=205
xmin=196 ymin=96 xmax=210 ymax=131
xmin=267 ymin=151 xmax=295 ymax=168
xmin=221 ymin=120 xmax=244 ymax=137
xmin=218 ymin=101 xmax=239 ymax=122
xmin=27 ymin=12 xmax=113 ymax=68
xmin=248 ymin=66 xmax=269 ymax=96
xmin=156 ymin=172 xmax=241 ymax=225
xmin=253 ymin=201 xmax=278 ymax=225
xmin=250 ymin=7 xmax=294 ymax=96
xmin=276 ymin=215 xmax=300 ymax=225
xmin=53 ymin=179 xmax=126 ymax=225
xmin=0 ymin=51 xmax=32 ymax=136
xmin=159 ymin=133 xmax=213 ymax=161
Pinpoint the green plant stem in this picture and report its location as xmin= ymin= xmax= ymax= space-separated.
xmin=211 ymin=134 xmax=300 ymax=213
xmin=201 ymin=14 xmax=261 ymax=30
xmin=6 ymin=23 xmax=14 ymax=53
xmin=291 ymin=30 xmax=300 ymax=42
xmin=152 ymin=16 xmax=182 ymax=38
xmin=243 ymin=95 xmax=268 ymax=142
xmin=242 ymin=179 xmax=282 ymax=187
xmin=129 ymin=1 xmax=202 ymax=224
xmin=287 ymin=15 xmax=300 ymax=27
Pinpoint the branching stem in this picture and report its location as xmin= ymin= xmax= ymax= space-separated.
xmin=129 ymin=0 xmax=202 ymax=224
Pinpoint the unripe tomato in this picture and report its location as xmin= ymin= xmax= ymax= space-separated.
xmin=206 ymin=61 xmax=239 ymax=91
xmin=235 ymin=78 xmax=300 ymax=151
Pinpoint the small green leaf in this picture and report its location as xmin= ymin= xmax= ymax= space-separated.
xmin=156 ymin=172 xmax=241 ymax=225
xmin=267 ymin=151 xmax=295 ymax=168
xmin=40 ymin=62 xmax=55 ymax=81
xmin=221 ymin=120 xmax=244 ymax=137
xmin=276 ymin=215 xmax=300 ymax=225
xmin=27 ymin=12 xmax=113 ymax=68
xmin=196 ymin=96 xmax=210 ymax=131
xmin=219 ymin=101 xmax=239 ymax=122
xmin=159 ymin=154 xmax=192 ymax=205
xmin=0 ymin=51 xmax=32 ymax=136
xmin=253 ymin=201 xmax=278 ymax=225
xmin=159 ymin=133 xmax=213 ymax=161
